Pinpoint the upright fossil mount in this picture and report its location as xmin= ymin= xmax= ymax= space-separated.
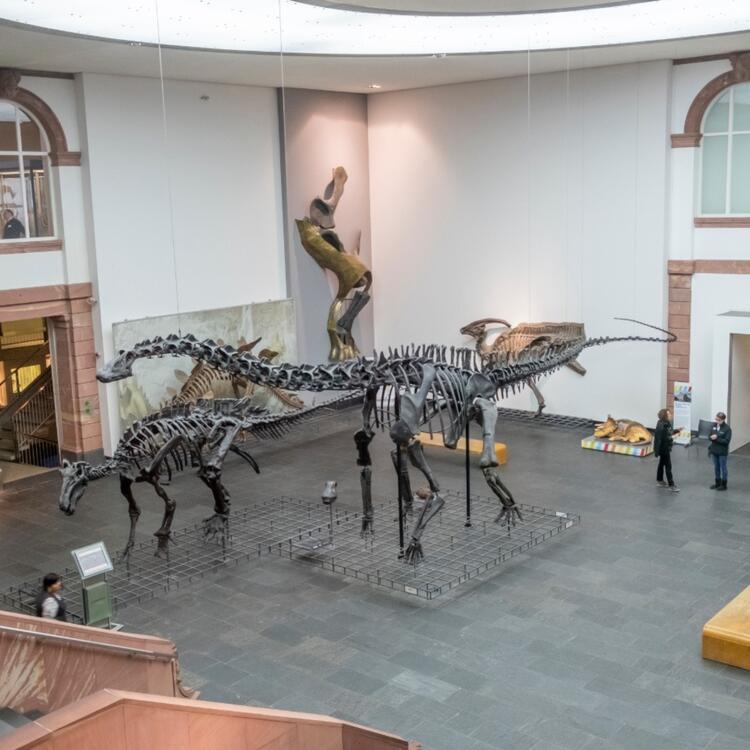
xmin=296 ymin=166 xmax=372 ymax=361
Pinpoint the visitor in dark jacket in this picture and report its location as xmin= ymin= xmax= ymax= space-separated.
xmin=654 ymin=408 xmax=680 ymax=492
xmin=709 ymin=412 xmax=732 ymax=491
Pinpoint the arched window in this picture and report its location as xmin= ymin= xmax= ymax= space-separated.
xmin=0 ymin=100 xmax=53 ymax=240
xmin=700 ymin=82 xmax=750 ymax=216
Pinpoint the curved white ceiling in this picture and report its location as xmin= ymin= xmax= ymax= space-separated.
xmin=300 ymin=0 xmax=647 ymax=14
xmin=0 ymin=0 xmax=748 ymax=56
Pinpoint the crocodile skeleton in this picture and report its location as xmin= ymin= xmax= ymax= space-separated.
xmin=98 ymin=320 xmax=673 ymax=562
xmin=59 ymin=397 xmax=347 ymax=557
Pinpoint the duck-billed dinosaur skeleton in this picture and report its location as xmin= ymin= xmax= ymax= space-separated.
xmin=59 ymin=397 xmax=346 ymax=558
xmin=461 ymin=318 xmax=587 ymax=416
xmin=98 ymin=321 xmax=673 ymax=562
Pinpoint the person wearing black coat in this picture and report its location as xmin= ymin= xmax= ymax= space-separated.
xmin=709 ymin=411 xmax=732 ymax=491
xmin=654 ymin=408 xmax=680 ymax=492
xmin=1 ymin=209 xmax=25 ymax=239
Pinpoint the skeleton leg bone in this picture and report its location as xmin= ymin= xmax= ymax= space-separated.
xmin=483 ymin=467 xmax=523 ymax=525
xmin=138 ymin=434 xmax=185 ymax=557
xmin=527 ymin=378 xmax=546 ymax=417
xmin=388 ymin=366 xmax=446 ymax=562
xmin=354 ymin=428 xmax=375 ymax=535
xmin=391 ymin=446 xmax=414 ymax=515
xmin=118 ymin=474 xmax=141 ymax=558
xmin=200 ymin=424 xmax=242 ymax=538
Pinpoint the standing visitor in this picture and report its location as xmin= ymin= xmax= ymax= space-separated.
xmin=654 ymin=408 xmax=680 ymax=492
xmin=34 ymin=573 xmax=68 ymax=621
xmin=709 ymin=412 xmax=732 ymax=491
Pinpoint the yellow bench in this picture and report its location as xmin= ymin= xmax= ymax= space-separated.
xmin=417 ymin=432 xmax=507 ymax=465
xmin=703 ymin=586 xmax=750 ymax=670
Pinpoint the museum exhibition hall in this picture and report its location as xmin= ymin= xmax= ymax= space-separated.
xmin=2 ymin=1 xmax=750 ymax=748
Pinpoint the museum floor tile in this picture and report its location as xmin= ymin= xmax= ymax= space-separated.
xmin=1 ymin=410 xmax=750 ymax=750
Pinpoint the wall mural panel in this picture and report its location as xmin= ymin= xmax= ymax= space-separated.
xmin=112 ymin=299 xmax=297 ymax=430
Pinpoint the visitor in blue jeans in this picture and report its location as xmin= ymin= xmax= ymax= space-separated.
xmin=709 ymin=412 xmax=732 ymax=491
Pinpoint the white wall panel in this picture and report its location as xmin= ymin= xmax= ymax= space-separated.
xmin=79 ymin=73 xmax=286 ymax=450
xmin=368 ymin=61 xmax=671 ymax=424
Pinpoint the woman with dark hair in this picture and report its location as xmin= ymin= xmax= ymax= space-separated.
xmin=34 ymin=573 xmax=68 ymax=621
xmin=654 ymin=408 xmax=680 ymax=493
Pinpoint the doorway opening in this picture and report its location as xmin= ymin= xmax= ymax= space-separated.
xmin=729 ymin=332 xmax=750 ymax=455
xmin=0 ymin=317 xmax=59 ymax=481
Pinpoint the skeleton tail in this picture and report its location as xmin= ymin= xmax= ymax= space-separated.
xmin=239 ymin=392 xmax=359 ymax=440
xmin=582 ymin=318 xmax=676 ymax=348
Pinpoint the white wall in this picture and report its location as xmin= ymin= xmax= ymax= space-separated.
xmin=79 ymin=73 xmax=286 ymax=450
xmin=692 ymin=276 xmax=750 ymax=422
xmin=281 ymin=89 xmax=374 ymax=363
xmin=368 ymin=61 xmax=671 ymax=424
xmin=730 ymin=333 xmax=750 ymax=451
xmin=0 ymin=75 xmax=91 ymax=289
xmin=668 ymin=60 xmax=750 ymax=428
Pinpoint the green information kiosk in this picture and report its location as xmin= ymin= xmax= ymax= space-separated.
xmin=70 ymin=541 xmax=115 ymax=628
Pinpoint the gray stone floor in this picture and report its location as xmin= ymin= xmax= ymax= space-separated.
xmin=1 ymin=411 xmax=750 ymax=749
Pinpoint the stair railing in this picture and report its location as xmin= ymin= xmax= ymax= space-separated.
xmin=10 ymin=375 xmax=58 ymax=467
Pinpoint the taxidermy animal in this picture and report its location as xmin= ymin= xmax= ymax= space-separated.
xmin=58 ymin=398 xmax=345 ymax=558
xmin=461 ymin=318 xmax=587 ymax=416
xmin=297 ymin=166 xmax=372 ymax=361
xmin=168 ymin=337 xmax=303 ymax=412
xmin=594 ymin=416 xmax=652 ymax=444
xmin=97 ymin=319 xmax=673 ymax=563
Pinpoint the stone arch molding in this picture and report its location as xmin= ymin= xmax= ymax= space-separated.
xmin=671 ymin=52 xmax=750 ymax=148
xmin=0 ymin=68 xmax=81 ymax=166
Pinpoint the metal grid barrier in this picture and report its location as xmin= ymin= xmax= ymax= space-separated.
xmin=0 ymin=492 xmax=579 ymax=618
xmin=496 ymin=407 xmax=596 ymax=430
xmin=273 ymin=491 xmax=579 ymax=599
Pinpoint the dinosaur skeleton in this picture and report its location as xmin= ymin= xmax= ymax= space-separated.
xmin=461 ymin=318 xmax=588 ymax=416
xmin=98 ymin=320 xmax=673 ymax=562
xmin=59 ymin=397 xmax=347 ymax=557
xmin=167 ymin=336 xmax=304 ymax=411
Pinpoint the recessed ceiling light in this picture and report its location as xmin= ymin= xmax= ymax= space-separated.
xmin=368 ymin=83 xmax=382 ymax=89
xmin=0 ymin=0 xmax=748 ymax=55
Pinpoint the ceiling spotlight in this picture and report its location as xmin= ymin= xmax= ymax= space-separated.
xmin=432 ymin=53 xmax=447 ymax=59
xmin=368 ymin=83 xmax=382 ymax=89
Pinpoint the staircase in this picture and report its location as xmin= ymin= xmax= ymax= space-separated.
xmin=0 ymin=427 xmax=14 ymax=462
xmin=0 ymin=367 xmax=57 ymax=467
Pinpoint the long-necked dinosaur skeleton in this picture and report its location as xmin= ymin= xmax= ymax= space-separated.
xmin=98 ymin=320 xmax=673 ymax=562
xmin=59 ymin=397 xmax=347 ymax=557
xmin=461 ymin=318 xmax=588 ymax=416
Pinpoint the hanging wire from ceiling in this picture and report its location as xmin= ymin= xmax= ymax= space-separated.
xmin=526 ymin=44 xmax=532 ymax=323
xmin=632 ymin=63 xmax=641 ymax=338
xmin=564 ymin=47 xmax=570 ymax=322
xmin=154 ymin=0 xmax=182 ymax=336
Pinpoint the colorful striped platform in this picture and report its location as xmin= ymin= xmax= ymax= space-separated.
xmin=581 ymin=435 xmax=653 ymax=457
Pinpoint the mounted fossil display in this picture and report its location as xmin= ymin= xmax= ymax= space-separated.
xmin=461 ymin=318 xmax=587 ymax=416
xmin=296 ymin=166 xmax=372 ymax=361
xmin=594 ymin=416 xmax=652 ymax=444
xmin=98 ymin=320 xmax=672 ymax=563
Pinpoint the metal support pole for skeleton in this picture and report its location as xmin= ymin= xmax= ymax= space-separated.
xmin=465 ymin=420 xmax=472 ymax=528
xmin=395 ymin=393 xmax=405 ymax=556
